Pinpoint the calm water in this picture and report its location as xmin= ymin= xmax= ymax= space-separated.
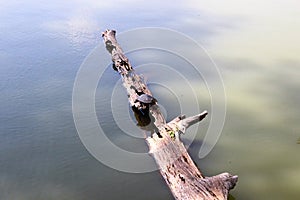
xmin=1 ymin=0 xmax=299 ymax=199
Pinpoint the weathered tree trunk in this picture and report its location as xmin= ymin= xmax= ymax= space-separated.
xmin=102 ymin=29 xmax=238 ymax=200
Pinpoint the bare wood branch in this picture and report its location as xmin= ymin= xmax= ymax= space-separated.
xmin=101 ymin=29 xmax=238 ymax=200
xmin=168 ymin=111 xmax=208 ymax=134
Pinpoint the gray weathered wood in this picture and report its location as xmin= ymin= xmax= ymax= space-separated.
xmin=102 ymin=29 xmax=238 ymax=200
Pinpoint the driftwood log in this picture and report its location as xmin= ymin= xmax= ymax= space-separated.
xmin=102 ymin=29 xmax=238 ymax=200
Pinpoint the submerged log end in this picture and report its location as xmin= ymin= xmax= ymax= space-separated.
xmin=200 ymin=172 xmax=238 ymax=199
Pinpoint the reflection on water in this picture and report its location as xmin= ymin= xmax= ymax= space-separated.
xmin=1 ymin=0 xmax=299 ymax=199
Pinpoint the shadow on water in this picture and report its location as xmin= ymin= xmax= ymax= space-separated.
xmin=131 ymin=105 xmax=162 ymax=138
xmin=228 ymin=194 xmax=236 ymax=200
xmin=131 ymin=106 xmax=152 ymax=129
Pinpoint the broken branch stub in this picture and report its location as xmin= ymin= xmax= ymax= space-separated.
xmin=101 ymin=29 xmax=238 ymax=200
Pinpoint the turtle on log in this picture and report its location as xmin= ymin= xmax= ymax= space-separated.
xmin=135 ymin=94 xmax=157 ymax=105
xmin=134 ymin=93 xmax=157 ymax=114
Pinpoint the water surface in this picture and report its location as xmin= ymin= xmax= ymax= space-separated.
xmin=0 ymin=0 xmax=299 ymax=199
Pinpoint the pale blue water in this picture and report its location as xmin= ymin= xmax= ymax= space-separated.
xmin=1 ymin=0 xmax=299 ymax=199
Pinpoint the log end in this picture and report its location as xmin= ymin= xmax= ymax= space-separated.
xmin=201 ymin=172 xmax=238 ymax=199
xmin=101 ymin=29 xmax=116 ymax=38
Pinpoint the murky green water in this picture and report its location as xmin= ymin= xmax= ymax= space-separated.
xmin=1 ymin=0 xmax=299 ymax=199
